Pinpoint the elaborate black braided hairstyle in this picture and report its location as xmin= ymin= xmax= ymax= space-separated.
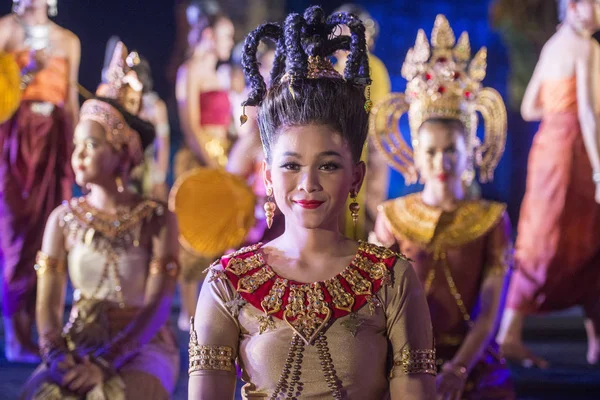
xmin=241 ymin=5 xmax=372 ymax=163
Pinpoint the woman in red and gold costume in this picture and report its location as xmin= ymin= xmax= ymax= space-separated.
xmin=20 ymin=41 xmax=180 ymax=400
xmin=175 ymin=0 xmax=235 ymax=329
xmin=371 ymin=16 xmax=514 ymax=399
xmin=0 ymin=0 xmax=80 ymax=363
xmin=497 ymin=0 xmax=600 ymax=367
xmin=188 ymin=6 xmax=436 ymax=399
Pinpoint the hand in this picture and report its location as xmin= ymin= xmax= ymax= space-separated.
xmin=48 ymin=353 xmax=76 ymax=385
xmin=436 ymin=363 xmax=467 ymax=400
xmin=373 ymin=212 xmax=395 ymax=248
xmin=595 ymin=183 xmax=600 ymax=204
xmin=62 ymin=356 xmax=104 ymax=395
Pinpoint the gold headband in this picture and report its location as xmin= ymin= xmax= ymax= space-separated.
xmin=369 ymin=15 xmax=507 ymax=184
xmin=79 ymin=99 xmax=143 ymax=165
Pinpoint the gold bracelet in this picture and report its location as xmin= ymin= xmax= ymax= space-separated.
xmin=34 ymin=252 xmax=66 ymax=276
xmin=149 ymin=257 xmax=180 ymax=278
xmin=395 ymin=348 xmax=437 ymax=376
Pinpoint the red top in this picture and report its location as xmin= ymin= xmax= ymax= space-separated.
xmin=199 ymin=90 xmax=231 ymax=127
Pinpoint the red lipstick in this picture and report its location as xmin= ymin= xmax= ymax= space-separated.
xmin=293 ymin=200 xmax=325 ymax=209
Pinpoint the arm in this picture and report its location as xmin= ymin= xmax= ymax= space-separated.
xmin=520 ymin=52 xmax=544 ymax=121
xmin=188 ymin=267 xmax=240 ymax=399
xmin=36 ymin=207 xmax=70 ymax=378
xmin=387 ymin=259 xmax=437 ymax=400
xmin=576 ymin=40 xmax=600 ymax=174
xmin=66 ymin=33 xmax=81 ymax=126
xmin=448 ymin=213 xmax=511 ymax=371
xmin=152 ymin=99 xmax=170 ymax=194
xmin=226 ymin=112 xmax=260 ymax=178
xmin=92 ymin=210 xmax=180 ymax=370
xmin=176 ymin=62 xmax=218 ymax=167
xmin=0 ymin=16 xmax=12 ymax=51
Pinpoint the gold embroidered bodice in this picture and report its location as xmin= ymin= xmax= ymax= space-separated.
xmin=380 ymin=193 xmax=511 ymax=343
xmin=58 ymin=197 xmax=166 ymax=308
xmin=189 ymin=242 xmax=436 ymax=399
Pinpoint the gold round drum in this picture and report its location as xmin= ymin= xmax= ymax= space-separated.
xmin=0 ymin=52 xmax=22 ymax=123
xmin=169 ymin=168 xmax=256 ymax=259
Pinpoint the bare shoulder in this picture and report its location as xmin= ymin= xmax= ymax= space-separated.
xmin=0 ymin=14 xmax=18 ymax=49
xmin=44 ymin=201 xmax=71 ymax=234
xmin=0 ymin=13 xmax=16 ymax=28
xmin=54 ymin=25 xmax=80 ymax=49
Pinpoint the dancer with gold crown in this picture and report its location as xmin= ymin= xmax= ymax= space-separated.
xmin=188 ymin=6 xmax=435 ymax=399
xmin=0 ymin=0 xmax=80 ymax=363
xmin=21 ymin=41 xmax=180 ymax=400
xmin=370 ymin=15 xmax=514 ymax=399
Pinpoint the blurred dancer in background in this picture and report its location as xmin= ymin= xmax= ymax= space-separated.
xmin=175 ymin=0 xmax=235 ymax=330
xmin=334 ymin=3 xmax=391 ymax=239
xmin=22 ymin=42 xmax=179 ymax=400
xmin=497 ymin=0 xmax=600 ymax=367
xmin=0 ymin=0 xmax=80 ymax=363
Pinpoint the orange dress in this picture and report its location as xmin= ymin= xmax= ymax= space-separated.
xmin=507 ymin=77 xmax=600 ymax=313
xmin=376 ymin=194 xmax=515 ymax=399
xmin=0 ymin=51 xmax=72 ymax=318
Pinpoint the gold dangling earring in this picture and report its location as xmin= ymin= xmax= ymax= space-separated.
xmin=240 ymin=105 xmax=248 ymax=126
xmin=115 ymin=176 xmax=125 ymax=193
xmin=349 ymin=191 xmax=360 ymax=239
xmin=364 ymin=85 xmax=373 ymax=113
xmin=264 ymin=187 xmax=276 ymax=229
xmin=47 ymin=0 xmax=57 ymax=16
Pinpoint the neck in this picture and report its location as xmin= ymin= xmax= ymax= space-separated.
xmin=18 ymin=8 xmax=49 ymax=26
xmin=565 ymin=18 xmax=593 ymax=38
xmin=277 ymin=220 xmax=348 ymax=259
xmin=193 ymin=44 xmax=217 ymax=67
xmin=421 ymin=180 xmax=465 ymax=211
xmin=85 ymin=181 xmax=134 ymax=212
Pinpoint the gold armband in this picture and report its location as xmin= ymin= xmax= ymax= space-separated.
xmin=393 ymin=348 xmax=437 ymax=376
xmin=188 ymin=317 xmax=235 ymax=375
xmin=34 ymin=252 xmax=66 ymax=276
xmin=149 ymin=257 xmax=180 ymax=278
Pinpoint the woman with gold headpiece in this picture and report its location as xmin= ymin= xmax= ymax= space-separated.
xmin=20 ymin=42 xmax=180 ymax=400
xmin=497 ymin=0 xmax=600 ymax=368
xmin=174 ymin=0 xmax=235 ymax=330
xmin=188 ymin=6 xmax=435 ymax=399
xmin=0 ymin=0 xmax=80 ymax=363
xmin=370 ymin=16 xmax=514 ymax=399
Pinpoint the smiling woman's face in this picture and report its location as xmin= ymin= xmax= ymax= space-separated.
xmin=264 ymin=124 xmax=365 ymax=231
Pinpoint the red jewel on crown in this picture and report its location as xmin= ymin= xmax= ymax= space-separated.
xmin=437 ymin=57 xmax=448 ymax=63
xmin=438 ymin=86 xmax=446 ymax=94
xmin=464 ymin=91 xmax=472 ymax=99
xmin=453 ymin=71 xmax=460 ymax=80
xmin=425 ymin=73 xmax=432 ymax=81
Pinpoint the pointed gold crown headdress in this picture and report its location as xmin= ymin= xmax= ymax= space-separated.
xmin=96 ymin=41 xmax=143 ymax=112
xmin=369 ymin=15 xmax=507 ymax=184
